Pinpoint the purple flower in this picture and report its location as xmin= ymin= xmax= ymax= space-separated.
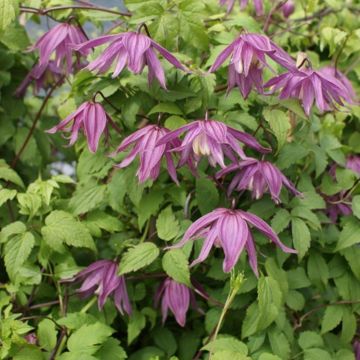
xmin=347 ymin=155 xmax=360 ymax=175
xmin=112 ymin=125 xmax=179 ymax=183
xmin=219 ymin=0 xmax=264 ymax=16
xmin=168 ymin=208 xmax=296 ymax=275
xmin=30 ymin=23 xmax=89 ymax=73
xmin=319 ymin=66 xmax=357 ymax=102
xmin=154 ymin=278 xmax=196 ymax=327
xmin=15 ymin=61 xmax=63 ymax=97
xmin=47 ymin=101 xmax=111 ymax=153
xmin=209 ymin=33 xmax=295 ymax=98
xmin=264 ymin=66 xmax=353 ymax=116
xmin=72 ymin=260 xmax=132 ymax=315
xmin=216 ymin=158 xmax=301 ymax=203
xmin=24 ymin=333 xmax=37 ymax=345
xmin=158 ymin=119 xmax=270 ymax=169
xmin=324 ymin=193 xmax=352 ymax=223
xmin=74 ymin=32 xmax=185 ymax=88
xmin=281 ymin=0 xmax=295 ymax=18
xmin=353 ymin=340 xmax=360 ymax=360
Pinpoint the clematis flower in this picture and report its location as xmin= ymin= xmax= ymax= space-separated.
xmin=30 ymin=23 xmax=89 ymax=73
xmin=319 ymin=66 xmax=357 ymax=102
xmin=347 ymin=155 xmax=360 ymax=174
xmin=168 ymin=208 xmax=296 ymax=275
xmin=112 ymin=125 xmax=179 ymax=183
xmin=209 ymin=33 xmax=295 ymax=98
xmin=154 ymin=278 xmax=197 ymax=327
xmin=74 ymin=31 xmax=185 ymax=88
xmin=46 ymin=100 xmax=111 ymax=153
xmin=353 ymin=340 xmax=360 ymax=360
xmin=157 ymin=119 xmax=270 ymax=169
xmin=24 ymin=333 xmax=37 ymax=345
xmin=219 ymin=0 xmax=263 ymax=16
xmin=216 ymin=158 xmax=301 ymax=202
xmin=281 ymin=0 xmax=295 ymax=18
xmin=264 ymin=54 xmax=354 ymax=116
xmin=324 ymin=193 xmax=352 ymax=223
xmin=15 ymin=61 xmax=64 ymax=97
xmin=71 ymin=260 xmax=132 ymax=315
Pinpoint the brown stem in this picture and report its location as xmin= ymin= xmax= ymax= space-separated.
xmin=11 ymin=76 xmax=65 ymax=169
xmin=263 ymin=0 xmax=288 ymax=33
xmin=20 ymin=5 xmax=131 ymax=17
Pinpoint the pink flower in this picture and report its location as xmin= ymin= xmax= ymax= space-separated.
xmin=281 ymin=0 xmax=295 ymax=18
xmin=15 ymin=61 xmax=63 ymax=97
xmin=219 ymin=0 xmax=264 ymax=16
xmin=154 ymin=278 xmax=197 ymax=327
xmin=210 ymin=33 xmax=295 ymax=98
xmin=72 ymin=260 xmax=132 ymax=315
xmin=216 ymin=158 xmax=301 ymax=202
xmin=74 ymin=32 xmax=185 ymax=88
xmin=30 ymin=23 xmax=89 ymax=73
xmin=168 ymin=208 xmax=296 ymax=275
xmin=46 ymin=101 xmax=111 ymax=153
xmin=158 ymin=119 xmax=270 ymax=169
xmin=112 ymin=125 xmax=179 ymax=183
xmin=264 ymin=67 xmax=353 ymax=116
xmin=347 ymin=155 xmax=360 ymax=174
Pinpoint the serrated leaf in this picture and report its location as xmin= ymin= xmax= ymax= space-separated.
xmin=321 ymin=305 xmax=343 ymax=334
xmin=195 ymin=177 xmax=219 ymax=215
xmin=0 ymin=0 xmax=17 ymax=31
xmin=69 ymin=185 xmax=107 ymax=216
xmin=298 ymin=331 xmax=323 ymax=350
xmin=0 ymin=188 xmax=16 ymax=207
xmin=156 ymin=206 xmax=180 ymax=241
xmin=336 ymin=218 xmax=360 ymax=251
xmin=38 ymin=318 xmax=57 ymax=351
xmin=67 ymin=322 xmax=114 ymax=354
xmin=292 ymin=218 xmax=311 ymax=260
xmin=202 ymin=336 xmax=248 ymax=354
xmin=0 ymin=221 xmax=25 ymax=243
xmin=0 ymin=165 xmax=24 ymax=188
xmin=352 ymin=195 xmax=360 ymax=219
xmin=307 ymin=252 xmax=329 ymax=287
xmin=127 ymin=310 xmax=146 ymax=345
xmin=4 ymin=231 xmax=34 ymax=280
xmin=148 ymin=103 xmax=183 ymax=115
xmin=271 ymin=209 xmax=291 ymax=234
xmin=119 ymin=243 xmax=159 ymax=275
xmin=41 ymin=210 xmax=96 ymax=252
xmin=263 ymin=109 xmax=291 ymax=150
xmin=162 ymin=249 xmax=191 ymax=286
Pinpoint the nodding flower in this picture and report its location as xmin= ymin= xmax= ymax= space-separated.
xmin=74 ymin=31 xmax=186 ymax=89
xmin=70 ymin=260 xmax=132 ymax=315
xmin=219 ymin=0 xmax=264 ymax=16
xmin=46 ymin=100 xmax=112 ymax=153
xmin=157 ymin=118 xmax=271 ymax=169
xmin=209 ymin=33 xmax=295 ymax=98
xmin=216 ymin=158 xmax=301 ymax=203
xmin=167 ymin=208 xmax=296 ymax=276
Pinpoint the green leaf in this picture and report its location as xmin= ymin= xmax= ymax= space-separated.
xmin=41 ymin=210 xmax=96 ymax=252
xmin=0 ymin=0 xmax=17 ymax=31
xmin=258 ymin=354 xmax=282 ymax=360
xmin=67 ymin=322 xmax=114 ymax=355
xmin=95 ymin=338 xmax=127 ymax=360
xmin=137 ymin=190 xmax=164 ymax=229
xmin=153 ymin=327 xmax=177 ymax=357
xmin=156 ymin=206 xmax=180 ymax=241
xmin=285 ymin=290 xmax=305 ymax=311
xmin=271 ymin=209 xmax=291 ymax=234
xmin=84 ymin=210 xmax=123 ymax=237
xmin=0 ymin=163 xmax=24 ymax=188
xmin=336 ymin=218 xmax=360 ymax=251
xmin=119 ymin=243 xmax=159 ymax=275
xmin=263 ymin=109 xmax=290 ymax=150
xmin=195 ymin=177 xmax=219 ymax=215
xmin=307 ymin=252 xmax=329 ymax=287
xmin=38 ymin=318 xmax=57 ymax=351
xmin=0 ymin=221 xmax=26 ymax=243
xmin=292 ymin=217 xmax=311 ymax=260
xmin=0 ymin=188 xmax=16 ymax=207
xmin=352 ymin=195 xmax=360 ymax=219
xmin=341 ymin=308 xmax=356 ymax=343
xmin=321 ymin=305 xmax=343 ymax=334
xmin=304 ymin=348 xmax=332 ymax=360
xmin=202 ymin=336 xmax=248 ymax=354
xmin=69 ymin=185 xmax=107 ymax=215
xmin=298 ymin=331 xmax=323 ymax=350
xmin=128 ymin=310 xmax=146 ymax=345
xmin=164 ymin=115 xmax=187 ymax=130
xmin=162 ymin=249 xmax=191 ymax=286
xmin=4 ymin=231 xmax=34 ymax=280
xmin=148 ymin=103 xmax=183 ymax=115
xmin=13 ymin=348 xmax=44 ymax=360
xmin=268 ymin=329 xmax=290 ymax=360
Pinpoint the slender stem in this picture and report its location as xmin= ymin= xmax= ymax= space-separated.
xmin=11 ymin=76 xmax=65 ymax=169
xmin=263 ymin=0 xmax=288 ymax=33
xmin=80 ymin=296 xmax=97 ymax=313
xmin=20 ymin=5 xmax=131 ymax=17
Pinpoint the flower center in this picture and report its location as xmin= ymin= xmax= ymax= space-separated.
xmin=192 ymin=133 xmax=211 ymax=156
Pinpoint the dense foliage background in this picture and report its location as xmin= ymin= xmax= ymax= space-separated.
xmin=0 ymin=0 xmax=360 ymax=359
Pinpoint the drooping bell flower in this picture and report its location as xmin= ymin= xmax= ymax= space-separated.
xmin=219 ymin=0 xmax=263 ymax=16
xmin=319 ymin=66 xmax=357 ymax=102
xmin=264 ymin=53 xmax=353 ymax=116
xmin=324 ymin=193 xmax=352 ymax=223
xmin=209 ymin=33 xmax=295 ymax=98
xmin=216 ymin=158 xmax=301 ymax=202
xmin=346 ymin=155 xmax=360 ymax=174
xmin=112 ymin=125 xmax=179 ymax=183
xmin=74 ymin=31 xmax=185 ymax=88
xmin=281 ymin=0 xmax=295 ymax=18
xmin=168 ymin=208 xmax=296 ymax=275
xmin=157 ymin=119 xmax=270 ymax=169
xmin=46 ymin=100 xmax=111 ymax=153
xmin=70 ymin=260 xmax=132 ymax=315
xmin=15 ymin=61 xmax=64 ymax=97
xmin=29 ymin=23 xmax=89 ymax=73
xmin=154 ymin=278 xmax=197 ymax=327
